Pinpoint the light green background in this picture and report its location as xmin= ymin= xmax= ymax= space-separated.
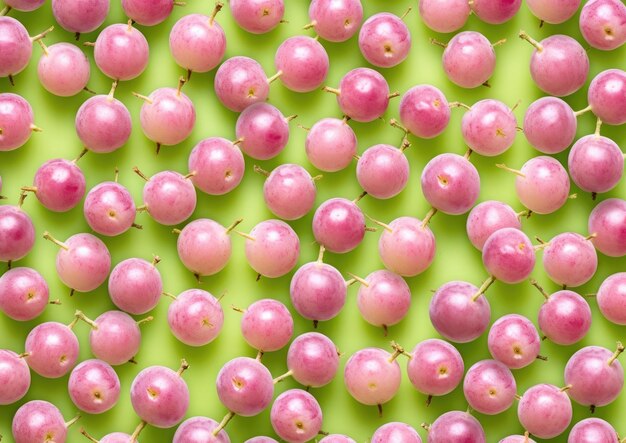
xmin=1 ymin=0 xmax=625 ymax=441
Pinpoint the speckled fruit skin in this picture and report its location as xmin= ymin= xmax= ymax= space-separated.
xmin=421 ymin=153 xmax=480 ymax=214
xmin=372 ymin=422 xmax=421 ymax=443
xmin=308 ymin=0 xmax=363 ymax=42
xmin=482 ymin=228 xmax=535 ymax=284
xmin=270 ymin=389 xmax=323 ymax=443
xmin=344 ymin=348 xmax=401 ymax=406
xmin=75 ymin=94 xmax=132 ymax=153
xmin=188 ymin=137 xmax=245 ymax=195
xmin=169 ymin=13 xmax=226 ymax=73
xmin=399 ymin=85 xmax=450 ymax=139
xmin=53 ymin=232 xmax=111 ymax=292
xmin=463 ymin=359 xmax=517 ymax=414
xmin=263 ymin=164 xmax=316 ymax=220
xmin=358 ymin=12 xmax=411 ymax=68
xmin=588 ymin=198 xmax=626 ymax=257
xmin=0 ymin=349 xmax=31 ymax=405
xmin=236 ymin=103 xmax=290 ymax=160
xmin=597 ymin=273 xmax=626 ymax=324
xmin=580 ymin=0 xmax=626 ymax=51
xmin=244 ymin=220 xmax=300 ymax=278
xmin=83 ymin=182 xmax=136 ymax=236
xmin=378 ymin=217 xmax=436 ymax=277
xmin=470 ymin=0 xmax=522 ymax=24
xmin=173 ymin=417 xmax=231 ymax=443
xmin=176 ymin=219 xmax=232 ymax=276
xmin=427 ymin=411 xmax=486 ymax=442
xmin=5 ymin=0 xmax=45 ymax=11
xmin=290 ymin=262 xmax=346 ymax=322
xmin=142 ymin=171 xmax=197 ymax=226
xmin=12 ymin=400 xmax=68 ymax=443
xmin=443 ymin=31 xmax=495 ymax=89
xmin=0 ymin=267 xmax=49 ymax=321
xmin=94 ymin=23 xmax=149 ymax=81
xmin=588 ymin=69 xmax=626 ymax=125
xmin=287 ymin=332 xmax=339 ymax=387
xmin=538 ymin=290 xmax=592 ymax=345
xmin=213 ymin=56 xmax=269 ymax=112
xmin=515 ymin=156 xmax=570 ymax=214
xmin=517 ymin=384 xmax=572 ymax=439
xmin=231 ymin=0 xmax=285 ymax=34
xmin=52 ymin=0 xmax=109 ymax=34
xmin=466 ymin=201 xmax=521 ymax=250
xmin=32 ymin=159 xmax=86 ymax=212
xmin=568 ymin=135 xmax=624 ymax=194
xmin=139 ymin=87 xmax=196 ymax=147
xmin=122 ymin=0 xmax=173 ymax=26
xmin=0 ymin=92 xmax=34 ymax=151
xmin=523 ymin=97 xmax=577 ymax=154
xmin=488 ymin=314 xmax=541 ymax=369
xmin=407 ymin=338 xmax=464 ymax=397
xmin=356 ymin=144 xmax=409 ymax=199
xmin=0 ymin=205 xmax=35 ymax=262
xmin=312 ymin=198 xmax=365 ymax=254
xmin=89 ymin=311 xmax=142 ymax=365
xmin=241 ymin=299 xmax=293 ymax=352
xmin=305 ymin=118 xmax=357 ymax=172
xmin=24 ymin=322 xmax=79 ymax=378
xmin=167 ymin=289 xmax=224 ymax=346
xmin=462 ymin=99 xmax=517 ymax=156
xmin=108 ymin=258 xmax=162 ymax=315
xmin=568 ymin=418 xmax=619 ymax=443
xmin=542 ymin=233 xmax=597 ymax=287
xmin=215 ymin=357 xmax=274 ymax=416
xmin=37 ymin=43 xmax=90 ymax=97
xmin=68 ymin=359 xmax=120 ymax=414
xmin=0 ymin=17 xmax=31 ymax=78
xmin=335 ymin=68 xmax=390 ymax=122
xmin=275 ymin=36 xmax=329 ymax=92
xmin=356 ymin=270 xmax=411 ymax=328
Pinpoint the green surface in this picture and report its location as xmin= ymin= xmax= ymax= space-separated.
xmin=1 ymin=0 xmax=626 ymax=441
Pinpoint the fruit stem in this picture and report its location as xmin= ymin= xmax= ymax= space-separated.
xmin=389 ymin=341 xmax=411 ymax=362
xmin=303 ymin=20 xmax=317 ymax=30
xmin=209 ymin=1 xmax=223 ymax=25
xmin=317 ymin=244 xmax=325 ymax=263
xmin=79 ymin=428 xmax=99 ymax=442
xmin=73 ymin=148 xmax=88 ymax=163
xmin=400 ymin=7 xmax=412 ymax=20
xmin=322 ymin=86 xmax=340 ymax=95
xmin=30 ymin=26 xmax=54 ymax=42
xmin=129 ymin=421 xmax=146 ymax=443
xmin=8 ymin=74 xmax=14 ymax=86
xmin=464 ymin=148 xmax=473 ymax=160
xmin=172 ymin=228 xmax=181 ymax=235
xmin=136 ymin=316 xmax=153 ymax=326
xmin=127 ymin=19 xmax=133 ymax=31
xmin=108 ymin=80 xmax=119 ymax=101
xmin=449 ymin=101 xmax=471 ymax=111
xmin=429 ymin=37 xmax=447 ymax=48
xmin=212 ymin=411 xmax=235 ymax=436
xmin=17 ymin=352 xmax=30 ymax=359
xmin=388 ymin=91 xmax=400 ymax=99
xmin=364 ymin=214 xmax=393 ymax=233
xmin=253 ymin=165 xmax=270 ymax=177
xmin=536 ymin=354 xmax=548 ymax=361
xmin=186 ymin=68 xmax=193 ymax=82
xmin=492 ymin=38 xmax=507 ymax=47
xmin=353 ymin=190 xmax=368 ymax=203
xmin=256 ymin=350 xmax=263 ymax=361
xmin=496 ymin=163 xmax=525 ymax=178
xmin=177 ymin=358 xmax=190 ymax=376
xmin=234 ymin=230 xmax=255 ymax=241
xmin=560 ymin=384 xmax=572 ymax=392
xmin=65 ymin=414 xmax=81 ymax=428
xmin=607 ymin=342 xmax=624 ymax=366
xmin=152 ymin=255 xmax=161 ymax=266
xmin=400 ymin=137 xmax=411 ymax=152
xmin=312 ymin=174 xmax=323 ymax=182
xmin=225 ymin=218 xmax=243 ymax=234
xmin=518 ymin=30 xmax=543 ymax=52
xmin=585 ymin=233 xmax=597 ymax=241
xmin=529 ymin=279 xmax=550 ymax=300
xmin=285 ymin=114 xmax=297 ymax=122
xmin=471 ymin=276 xmax=496 ymax=302
xmin=173 ymin=1 xmax=185 ymax=6
xmin=516 ymin=210 xmax=531 ymax=220
xmin=0 ymin=5 xmax=11 ymax=15
xmin=184 ymin=171 xmax=196 ymax=179
xmin=133 ymin=166 xmax=150 ymax=181
xmin=49 ymin=299 xmax=61 ymax=305
xmin=83 ymin=41 xmax=96 ymax=47
xmin=30 ymin=124 xmax=43 ymax=132
xmin=74 ymin=310 xmax=98 ymax=330
xmin=43 ymin=231 xmax=69 ymax=251
xmin=20 ymin=186 xmax=37 ymax=193
xmin=267 ymin=70 xmax=283 ymax=84
xmin=346 ymin=272 xmax=369 ymax=287
xmin=36 ymin=39 xmax=49 ymax=56
xmin=594 ymin=118 xmax=603 ymax=136
xmin=162 ymin=291 xmax=177 ymax=300
xmin=574 ymin=105 xmax=592 ymax=117
xmin=389 ymin=118 xmax=409 ymax=135
xmin=297 ymin=124 xmax=311 ymax=132
xmin=272 ymin=369 xmax=294 ymax=384
xmin=421 ymin=423 xmax=431 ymax=432
xmin=132 ymin=92 xmax=153 ymax=104
xmin=176 ymin=76 xmax=186 ymax=96
xmin=421 ymin=207 xmax=438 ymax=229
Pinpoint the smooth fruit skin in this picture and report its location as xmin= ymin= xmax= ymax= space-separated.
xmin=236 ymin=103 xmax=290 ymax=160
xmin=305 ymin=118 xmax=357 ymax=172
xmin=568 ymin=418 xmax=619 ymax=443
xmin=308 ymin=0 xmax=363 ymax=42
xmin=564 ymin=346 xmax=624 ymax=407
xmin=500 ymin=435 xmax=537 ymax=443
xmin=515 ymin=156 xmax=570 ymax=214
xmin=399 ymin=85 xmax=450 ymax=139
xmin=320 ymin=435 xmax=356 ymax=443
xmin=32 ymin=159 xmax=86 ymax=212
xmin=290 ymin=262 xmax=346 ymax=322
xmin=588 ymin=198 xmax=626 ymax=257
xmin=215 ymin=357 xmax=274 ymax=416
xmin=5 ymin=0 xmax=45 ymax=12
xmin=568 ymin=135 xmax=624 ymax=194
xmin=245 ymin=220 xmax=300 ymax=278
xmin=270 ymin=389 xmax=323 ymax=443
xmin=100 ymin=433 xmax=138 ymax=443
xmin=597 ymin=273 xmax=626 ymax=324
xmin=12 ymin=400 xmax=68 ymax=443
xmin=482 ymin=228 xmax=535 ymax=284
xmin=89 ymin=311 xmax=142 ymax=365
xmin=443 ymin=31 xmax=496 ymax=89
xmin=94 ymin=23 xmax=149 ymax=81
xmin=263 ymin=164 xmax=316 ymax=220
xmin=527 ymin=35 xmax=589 ymax=97
xmin=588 ymin=69 xmax=626 ymax=125
xmin=488 ymin=314 xmax=541 ymax=369
xmin=429 ymin=281 xmax=491 ymax=343
xmin=188 ymin=137 xmax=245 ymax=195
xmin=517 ymin=384 xmax=572 ymax=439
xmin=275 ymin=36 xmax=329 ymax=92
xmin=231 ymin=0 xmax=285 ymax=34
xmin=312 ymin=198 xmax=365 ymax=254
xmin=83 ymin=182 xmax=136 ymax=236
xmin=580 ymin=0 xmax=626 ymax=50
xmin=462 ymin=99 xmax=517 ymax=156
xmin=241 ymin=299 xmax=293 ymax=352
xmin=176 ymin=219 xmax=232 ymax=276
xmin=214 ymin=56 xmax=269 ymax=112
xmin=372 ymin=422 xmax=421 ymax=443
xmin=169 ymin=14 xmax=226 ymax=73
xmin=523 ymin=96 xmax=577 ymax=154
xmin=68 ymin=359 xmax=120 ymax=414
xmin=527 ymin=0 xmax=581 ymax=23
xmin=75 ymin=94 xmax=132 ymax=153
xmin=130 ymin=366 xmax=189 ymax=428
xmin=54 ymin=233 xmax=111 ymax=292
xmin=357 ymin=144 xmax=409 ymax=199
xmin=245 ymin=437 xmax=278 ymax=443
xmin=287 ymin=332 xmax=339 ymax=387
xmin=336 ymin=68 xmax=390 ymax=122
xmin=463 ymin=359 xmax=517 ymax=415
xmin=0 ymin=93 xmax=35 ymax=151
xmin=344 ymin=348 xmax=401 ymax=406
xmin=471 ymin=0 xmax=522 ymax=24
xmin=0 ymin=349 xmax=31 ymax=405
xmin=0 ymin=17 xmax=31 ymax=78
xmin=542 ymin=233 xmax=597 ymax=287
xmin=173 ymin=417 xmax=231 ymax=443
xmin=143 ymin=171 xmax=197 ymax=226
xmin=0 ymin=205 xmax=35 ymax=262
xmin=407 ymin=338 xmax=464 ymax=397
xmin=52 ymin=0 xmax=109 ymax=34
xmin=358 ymin=13 xmax=411 ymax=68
xmin=466 ymin=201 xmax=521 ymax=251
xmin=538 ymin=290 xmax=592 ymax=345
xmin=108 ymin=258 xmax=162 ymax=315
xmin=167 ymin=289 xmax=224 ymax=346
xmin=419 ymin=0 xmax=470 ymax=33
xmin=379 ymin=217 xmax=436 ymax=277
xmin=139 ymin=87 xmax=196 ymax=147
xmin=427 ymin=411 xmax=486 ymax=442
xmin=0 ymin=267 xmax=49 ymax=321
xmin=38 ymin=43 xmax=90 ymax=97
xmin=357 ymin=270 xmax=411 ymax=328
xmin=24 ymin=322 xmax=79 ymax=378
xmin=122 ymin=0 xmax=174 ymax=26
xmin=421 ymin=153 xmax=480 ymax=214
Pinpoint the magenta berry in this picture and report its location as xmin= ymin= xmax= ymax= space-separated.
xmin=356 ymin=144 xmax=409 ymax=199
xmin=588 ymin=69 xmax=626 ymax=125
xmin=262 ymin=164 xmax=316 ymax=220
xmin=236 ymin=103 xmax=292 ymax=160
xmin=588 ymin=198 xmax=626 ymax=257
xmin=580 ymin=0 xmax=626 ymax=51
xmin=94 ymin=22 xmax=149 ymax=81
xmin=379 ymin=216 xmax=436 ymax=277
xmin=482 ymin=228 xmax=535 ymax=284
xmin=0 ymin=350 xmax=30 ymax=405
xmin=462 ymin=99 xmax=517 ymax=156
xmin=305 ymin=118 xmax=357 ymax=172
xmin=523 ymin=97 xmax=577 ymax=154
xmin=274 ymin=36 xmax=329 ymax=92
xmin=37 ymin=42 xmax=90 ymax=97
xmin=308 ymin=0 xmax=363 ymax=42
xmin=231 ymin=0 xmax=285 ymax=34
xmin=442 ymin=31 xmax=497 ymax=89
xmin=419 ymin=0 xmax=470 ymax=33
xmin=168 ymin=289 xmax=224 ymax=346
xmin=52 ymin=0 xmax=109 ymax=35
xmin=0 ymin=267 xmax=49 ymax=321
xmin=0 ymin=93 xmax=36 ymax=152
xmin=327 ymin=68 xmax=391 ymax=122
xmin=466 ymin=201 xmax=521 ymax=251
xmin=399 ymin=85 xmax=450 ymax=139
xmin=358 ymin=12 xmax=411 ymax=68
xmin=312 ymin=198 xmax=365 ymax=254
xmin=488 ymin=314 xmax=541 ymax=369
xmin=214 ymin=56 xmax=269 ymax=112
xmin=188 ymin=137 xmax=245 ymax=195
xmin=68 ymin=359 xmax=120 ymax=414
